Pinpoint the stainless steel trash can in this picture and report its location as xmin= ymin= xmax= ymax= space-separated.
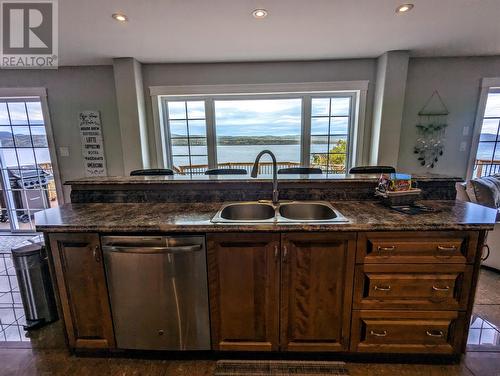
xmin=12 ymin=239 xmax=58 ymax=330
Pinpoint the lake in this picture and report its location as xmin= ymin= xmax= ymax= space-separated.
xmin=171 ymin=144 xmax=332 ymax=166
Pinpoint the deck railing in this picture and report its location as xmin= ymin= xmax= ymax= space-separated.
xmin=174 ymin=161 xmax=346 ymax=175
xmin=474 ymin=159 xmax=500 ymax=178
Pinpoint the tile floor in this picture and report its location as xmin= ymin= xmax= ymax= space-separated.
xmin=0 ymin=244 xmax=498 ymax=375
xmin=0 ymin=246 xmax=28 ymax=344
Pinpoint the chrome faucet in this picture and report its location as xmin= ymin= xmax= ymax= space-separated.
xmin=251 ymin=150 xmax=279 ymax=205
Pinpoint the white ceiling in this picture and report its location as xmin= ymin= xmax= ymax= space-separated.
xmin=58 ymin=0 xmax=500 ymax=66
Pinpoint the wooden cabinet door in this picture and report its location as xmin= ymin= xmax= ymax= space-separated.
xmin=280 ymin=233 xmax=356 ymax=352
xmin=48 ymin=233 xmax=115 ymax=350
xmin=207 ymin=233 xmax=280 ymax=351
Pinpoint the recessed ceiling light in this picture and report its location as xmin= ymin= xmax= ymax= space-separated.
xmin=396 ymin=4 xmax=414 ymax=13
xmin=252 ymin=9 xmax=268 ymax=19
xmin=112 ymin=13 xmax=128 ymax=22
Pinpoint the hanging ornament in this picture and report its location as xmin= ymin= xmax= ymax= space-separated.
xmin=413 ymin=90 xmax=449 ymax=168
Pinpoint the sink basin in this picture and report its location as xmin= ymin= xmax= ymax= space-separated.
xmin=218 ymin=202 xmax=275 ymax=222
xmin=211 ymin=201 xmax=348 ymax=224
xmin=279 ymin=202 xmax=338 ymax=221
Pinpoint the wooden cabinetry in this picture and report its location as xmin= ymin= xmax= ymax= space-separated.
xmin=48 ymin=233 xmax=115 ymax=350
xmin=353 ymin=264 xmax=472 ymax=310
xmin=351 ymin=231 xmax=480 ymax=354
xmin=207 ymin=232 xmax=355 ymax=352
xmin=280 ymin=233 xmax=355 ymax=351
xmin=357 ymin=231 xmax=477 ymax=264
xmin=45 ymin=228 xmax=484 ymax=356
xmin=351 ymin=310 xmax=466 ymax=354
xmin=207 ymin=233 xmax=280 ymax=351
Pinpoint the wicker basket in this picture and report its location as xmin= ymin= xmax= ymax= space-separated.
xmin=375 ymin=188 xmax=422 ymax=206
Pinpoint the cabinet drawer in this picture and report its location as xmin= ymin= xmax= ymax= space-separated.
xmin=353 ymin=264 xmax=472 ymax=310
xmin=350 ymin=310 xmax=465 ymax=354
xmin=357 ymin=232 xmax=478 ymax=264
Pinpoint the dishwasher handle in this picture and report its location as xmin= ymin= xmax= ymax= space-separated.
xmin=102 ymin=244 xmax=202 ymax=254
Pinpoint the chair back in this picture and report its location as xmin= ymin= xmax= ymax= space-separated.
xmin=349 ymin=166 xmax=396 ymax=174
xmin=204 ymin=168 xmax=247 ymax=175
xmin=278 ymin=167 xmax=323 ymax=175
xmin=130 ymin=169 xmax=174 ymax=176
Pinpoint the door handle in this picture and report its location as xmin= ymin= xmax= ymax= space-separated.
xmin=426 ymin=330 xmax=444 ymax=338
xmin=274 ymin=245 xmax=279 ymax=262
xmin=374 ymin=285 xmax=391 ymax=291
xmin=93 ymin=245 xmax=101 ymax=263
xmin=377 ymin=245 xmax=395 ymax=252
xmin=102 ymin=244 xmax=202 ymax=254
xmin=369 ymin=330 xmax=387 ymax=337
xmin=437 ymin=245 xmax=456 ymax=251
xmin=432 ymin=285 xmax=450 ymax=291
xmin=283 ymin=245 xmax=288 ymax=263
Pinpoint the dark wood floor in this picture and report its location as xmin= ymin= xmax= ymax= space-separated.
xmin=0 ymin=269 xmax=499 ymax=376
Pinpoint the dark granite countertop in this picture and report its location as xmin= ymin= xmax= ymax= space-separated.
xmin=34 ymin=200 xmax=496 ymax=233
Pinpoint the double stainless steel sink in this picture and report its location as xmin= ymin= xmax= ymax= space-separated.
xmin=211 ymin=201 xmax=348 ymax=224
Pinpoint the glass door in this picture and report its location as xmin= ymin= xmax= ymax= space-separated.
xmin=0 ymin=98 xmax=59 ymax=232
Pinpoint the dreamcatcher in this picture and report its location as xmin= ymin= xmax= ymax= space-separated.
xmin=414 ymin=90 xmax=449 ymax=168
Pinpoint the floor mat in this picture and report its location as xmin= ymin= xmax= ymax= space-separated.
xmin=214 ymin=360 xmax=349 ymax=375
xmin=0 ymin=236 xmax=36 ymax=253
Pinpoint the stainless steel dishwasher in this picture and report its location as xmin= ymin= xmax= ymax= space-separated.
xmin=101 ymin=235 xmax=210 ymax=351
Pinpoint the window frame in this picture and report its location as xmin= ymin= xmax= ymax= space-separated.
xmin=467 ymin=77 xmax=500 ymax=179
xmin=150 ymin=81 xmax=368 ymax=173
xmin=0 ymin=87 xmax=63 ymax=203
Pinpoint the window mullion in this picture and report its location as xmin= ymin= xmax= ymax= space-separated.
xmin=301 ymin=96 xmax=311 ymax=167
xmin=346 ymin=93 xmax=356 ymax=171
xmin=205 ymin=98 xmax=217 ymax=169
xmin=162 ymin=99 xmax=174 ymax=169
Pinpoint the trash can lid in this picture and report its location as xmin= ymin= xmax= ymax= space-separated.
xmin=11 ymin=243 xmax=42 ymax=257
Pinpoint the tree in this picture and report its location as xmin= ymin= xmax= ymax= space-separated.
xmin=312 ymin=139 xmax=347 ymax=172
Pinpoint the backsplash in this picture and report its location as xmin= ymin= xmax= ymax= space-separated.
xmin=68 ymin=178 xmax=460 ymax=203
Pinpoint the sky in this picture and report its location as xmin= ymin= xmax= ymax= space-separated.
xmin=480 ymin=93 xmax=500 ymax=135
xmin=168 ymin=97 xmax=351 ymax=137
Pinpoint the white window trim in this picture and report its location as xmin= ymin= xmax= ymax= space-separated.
xmin=466 ymin=77 xmax=500 ymax=179
xmin=150 ymin=81 xmax=368 ymax=171
xmin=0 ymin=87 xmax=64 ymax=204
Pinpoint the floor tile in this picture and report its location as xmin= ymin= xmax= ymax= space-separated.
xmin=473 ymin=304 xmax=500 ymax=331
xmin=347 ymin=362 xmax=474 ymax=376
xmin=463 ymin=351 xmax=500 ymax=376
xmin=475 ymin=269 xmax=500 ymax=305
xmin=467 ymin=314 xmax=500 ymax=352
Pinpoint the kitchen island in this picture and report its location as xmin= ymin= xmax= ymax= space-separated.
xmin=34 ymin=176 xmax=496 ymax=359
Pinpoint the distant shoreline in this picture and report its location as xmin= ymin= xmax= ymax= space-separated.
xmin=171 ymin=135 xmax=333 ymax=146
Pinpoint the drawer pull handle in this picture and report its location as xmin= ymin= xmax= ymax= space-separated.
xmin=370 ymin=330 xmax=387 ymax=337
xmin=374 ymin=285 xmax=392 ymax=291
xmin=377 ymin=246 xmax=395 ymax=252
xmin=432 ymin=285 xmax=450 ymax=291
xmin=426 ymin=330 xmax=444 ymax=338
xmin=437 ymin=245 xmax=456 ymax=251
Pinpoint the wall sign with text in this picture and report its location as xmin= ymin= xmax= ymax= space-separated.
xmin=78 ymin=111 xmax=107 ymax=177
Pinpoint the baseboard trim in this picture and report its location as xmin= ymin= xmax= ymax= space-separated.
xmin=481 ymin=265 xmax=500 ymax=274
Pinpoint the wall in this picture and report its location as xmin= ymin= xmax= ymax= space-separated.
xmin=370 ymin=51 xmax=409 ymax=167
xmin=0 ymin=66 xmax=123 ymax=201
xmin=141 ymin=59 xmax=377 ymax=167
xmin=398 ymin=56 xmax=500 ymax=178
xmin=1 ymin=56 xmax=500 ymax=195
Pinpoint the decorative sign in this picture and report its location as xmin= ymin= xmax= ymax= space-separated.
xmin=78 ymin=111 xmax=107 ymax=177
